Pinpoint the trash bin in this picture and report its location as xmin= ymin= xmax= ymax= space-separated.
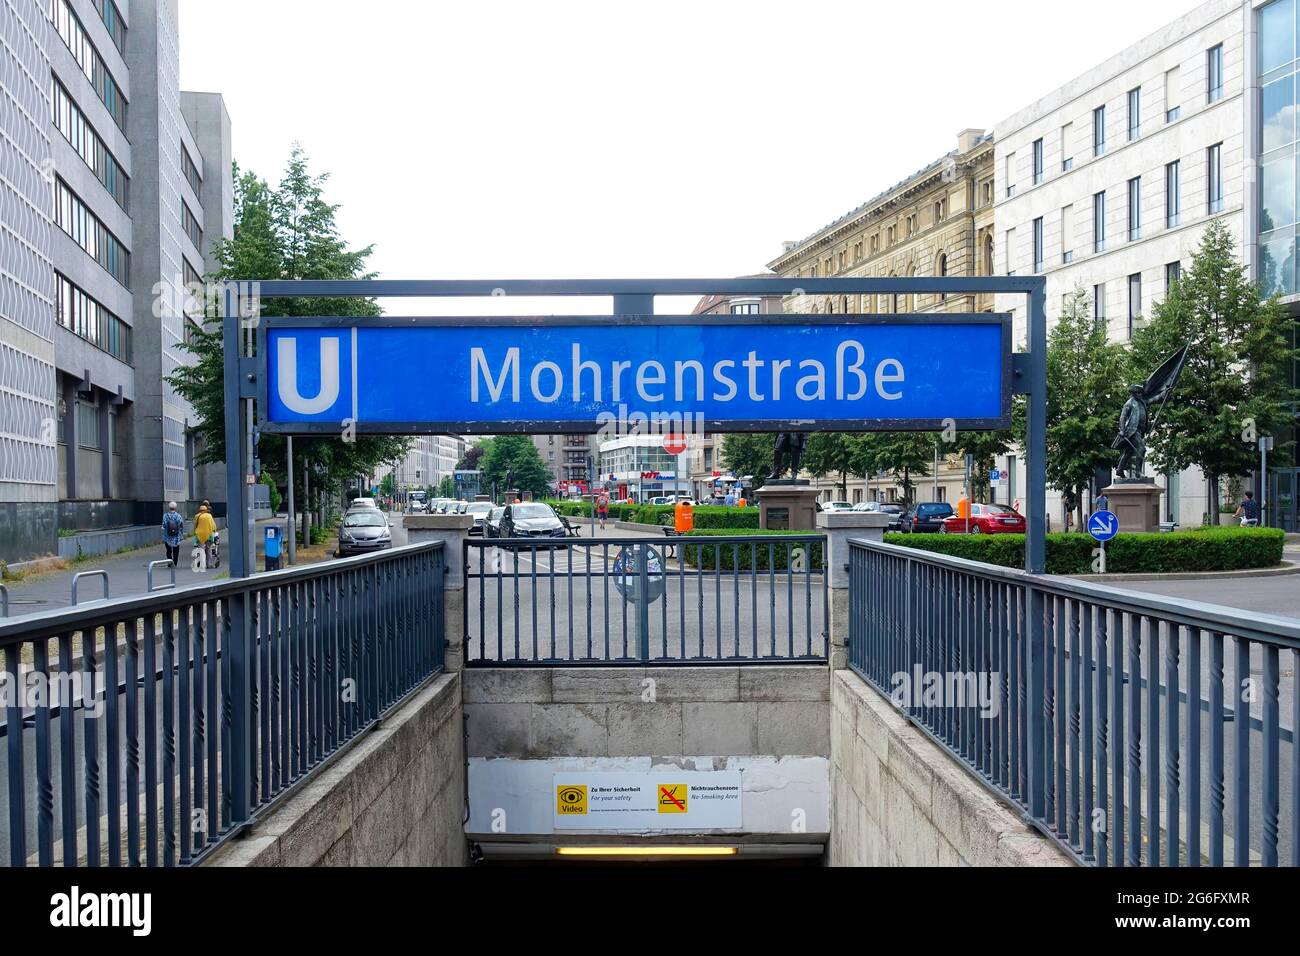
xmin=674 ymin=500 xmax=694 ymax=534
xmin=264 ymin=522 xmax=285 ymax=571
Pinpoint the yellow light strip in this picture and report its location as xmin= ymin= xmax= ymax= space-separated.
xmin=555 ymin=846 xmax=738 ymax=857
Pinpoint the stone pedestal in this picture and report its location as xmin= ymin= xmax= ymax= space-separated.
xmin=1101 ymin=482 xmax=1161 ymax=533
xmin=816 ymin=511 xmax=891 ymax=671
xmin=756 ymin=481 xmax=821 ymax=530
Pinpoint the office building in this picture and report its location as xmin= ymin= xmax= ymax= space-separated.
xmin=0 ymin=0 xmax=233 ymax=563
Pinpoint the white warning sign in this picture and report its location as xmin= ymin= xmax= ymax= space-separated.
xmin=552 ymin=772 xmax=742 ymax=830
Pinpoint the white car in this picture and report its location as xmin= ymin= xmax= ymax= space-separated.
xmin=852 ymin=501 xmax=883 ymax=512
xmin=823 ymin=501 xmax=855 ymax=512
xmin=350 ymin=497 xmax=380 ymax=511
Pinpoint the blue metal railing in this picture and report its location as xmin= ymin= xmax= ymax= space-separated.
xmin=848 ymin=537 xmax=1299 ymax=867
xmin=465 ymin=534 xmax=827 ymax=665
xmin=0 ymin=541 xmax=445 ymax=867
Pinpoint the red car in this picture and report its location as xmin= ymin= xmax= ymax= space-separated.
xmin=940 ymin=503 xmax=1026 ymax=534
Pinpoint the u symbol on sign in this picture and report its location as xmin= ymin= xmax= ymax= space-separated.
xmin=277 ymin=337 xmax=341 ymax=414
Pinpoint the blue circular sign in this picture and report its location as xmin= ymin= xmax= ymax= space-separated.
xmin=1087 ymin=510 xmax=1119 ymax=542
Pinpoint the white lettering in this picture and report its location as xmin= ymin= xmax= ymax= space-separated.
xmin=875 ymin=358 xmax=905 ymax=400
xmin=530 ymin=360 xmax=563 ymax=403
xmin=636 ymin=361 xmax=666 ymax=402
xmin=770 ymin=359 xmax=791 ymax=400
xmin=795 ymin=360 xmax=826 ymax=401
xmin=712 ymin=360 xmax=738 ymax=401
xmin=470 ymin=346 xmax=520 ymax=403
xmin=571 ymin=343 xmax=601 ymax=402
xmin=277 ymin=337 xmax=341 ymax=414
xmin=612 ymin=360 xmax=632 ymax=401
xmin=673 ymin=360 xmax=705 ymax=402
xmin=743 ymin=350 xmax=765 ymax=401
xmin=835 ymin=339 xmax=868 ymax=401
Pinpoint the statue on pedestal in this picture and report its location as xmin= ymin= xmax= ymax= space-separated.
xmin=1111 ymin=345 xmax=1188 ymax=481
xmin=768 ymin=432 xmax=808 ymax=482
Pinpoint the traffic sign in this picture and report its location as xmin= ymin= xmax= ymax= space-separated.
xmin=989 ymin=468 xmax=1003 ymax=487
xmin=1087 ymin=510 xmax=1119 ymax=542
xmin=663 ymin=434 xmax=688 ymax=455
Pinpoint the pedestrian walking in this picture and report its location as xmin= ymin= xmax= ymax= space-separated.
xmin=596 ymin=492 xmax=609 ymax=530
xmin=1095 ymin=492 xmax=1109 ymax=512
xmin=194 ymin=504 xmax=217 ymax=549
xmin=1234 ymin=491 xmax=1261 ymax=527
xmin=161 ymin=501 xmax=184 ymax=566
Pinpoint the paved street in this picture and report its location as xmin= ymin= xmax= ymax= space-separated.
xmin=1 ymin=515 xmax=408 ymax=616
xmin=1092 ymin=545 xmax=1300 ymax=619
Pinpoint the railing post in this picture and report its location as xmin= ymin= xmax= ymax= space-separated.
xmin=404 ymin=513 xmax=472 ymax=671
xmin=1023 ymin=276 xmax=1048 ymax=823
xmin=816 ymin=511 xmax=890 ymax=671
xmin=637 ymin=544 xmax=651 ymax=662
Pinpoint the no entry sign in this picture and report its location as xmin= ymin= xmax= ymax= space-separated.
xmin=260 ymin=314 xmax=1011 ymax=434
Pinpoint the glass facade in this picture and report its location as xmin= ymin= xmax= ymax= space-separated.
xmin=46 ymin=0 xmax=128 ymax=131
xmin=53 ymin=177 xmax=130 ymax=285
xmin=1259 ymin=0 xmax=1300 ymax=296
xmin=51 ymin=76 xmax=129 ymax=210
xmin=55 ymin=272 xmax=132 ymax=363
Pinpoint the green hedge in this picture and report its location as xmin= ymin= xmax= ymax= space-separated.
xmin=547 ymin=500 xmax=642 ymax=521
xmin=630 ymin=505 xmax=760 ymax=529
xmin=886 ymin=526 xmax=1285 ymax=574
xmin=679 ymin=529 xmax=824 ymax=571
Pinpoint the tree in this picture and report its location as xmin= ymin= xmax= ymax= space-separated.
xmin=1131 ymin=221 xmax=1298 ymax=520
xmin=1042 ymin=287 xmax=1131 ymax=526
xmin=479 ymin=435 xmax=552 ymax=498
xmin=719 ymin=434 xmax=776 ymax=488
xmin=457 ymin=443 xmax=485 ymax=471
xmin=802 ymin=433 xmax=865 ymax=499
xmin=955 ymin=430 xmax=1014 ymax=502
xmin=380 ymin=472 xmax=396 ymax=498
xmin=865 ymin=433 xmax=933 ymax=506
xmin=436 ymin=476 xmax=456 ymax=499
xmin=168 ymin=146 xmax=409 ymax=520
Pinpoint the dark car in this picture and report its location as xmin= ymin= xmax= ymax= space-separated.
xmin=877 ymin=502 xmax=908 ymax=532
xmin=337 ymin=509 xmax=391 ymax=557
xmin=484 ymin=506 xmax=505 ymax=538
xmin=465 ymin=501 xmax=494 ymax=535
xmin=499 ymin=502 xmax=566 ymax=546
xmin=907 ymin=501 xmax=955 ymax=533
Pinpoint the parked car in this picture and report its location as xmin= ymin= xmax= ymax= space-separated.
xmin=499 ymin=502 xmax=567 ymax=545
xmin=337 ymin=509 xmax=392 ymax=556
xmin=465 ymin=501 xmax=494 ymax=535
xmin=907 ymin=501 xmax=955 ymax=533
xmin=649 ymin=496 xmax=674 ymax=506
xmin=940 ymin=503 xmax=1026 ymax=535
xmin=349 ymin=497 xmax=380 ymax=511
xmin=851 ymin=501 xmax=882 ymax=512
xmin=876 ymin=502 xmax=908 ymax=532
xmin=823 ymin=501 xmax=855 ymax=512
xmin=484 ymin=506 xmax=505 ymax=538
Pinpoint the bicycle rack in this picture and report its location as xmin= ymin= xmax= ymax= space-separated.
xmin=147 ymin=559 xmax=176 ymax=592
xmin=70 ymin=569 xmax=110 ymax=606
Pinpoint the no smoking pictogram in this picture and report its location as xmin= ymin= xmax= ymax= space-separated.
xmin=657 ymin=784 xmax=688 ymax=813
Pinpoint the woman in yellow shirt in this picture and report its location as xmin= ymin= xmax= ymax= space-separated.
xmin=194 ymin=505 xmax=217 ymax=545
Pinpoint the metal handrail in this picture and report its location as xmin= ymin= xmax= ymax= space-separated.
xmin=70 ymin=570 xmax=109 ymax=606
xmin=0 ymin=583 xmax=7 ymax=618
xmin=146 ymin=559 xmax=176 ymax=592
xmin=1 ymin=541 xmax=441 ymax=649
xmin=848 ymin=536 xmax=1300 ymax=649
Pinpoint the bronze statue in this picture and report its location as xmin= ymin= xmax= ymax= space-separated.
xmin=769 ymin=431 xmax=808 ymax=481
xmin=1111 ymin=345 xmax=1188 ymax=481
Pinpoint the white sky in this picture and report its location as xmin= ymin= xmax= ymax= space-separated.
xmin=179 ymin=0 xmax=1199 ymax=316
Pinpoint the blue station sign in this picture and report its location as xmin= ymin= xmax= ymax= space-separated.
xmin=260 ymin=314 xmax=1012 ymax=434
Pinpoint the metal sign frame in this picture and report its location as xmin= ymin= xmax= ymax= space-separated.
xmin=255 ymin=311 xmax=1014 ymax=435
xmin=225 ymin=276 xmax=1047 ymax=579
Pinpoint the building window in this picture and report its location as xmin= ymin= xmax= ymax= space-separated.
xmin=1061 ymin=204 xmax=1074 ymax=263
xmin=53 ymin=178 xmax=130 ymax=286
xmin=1032 ymin=138 xmax=1044 ymax=184
xmin=981 ymin=180 xmax=993 ymax=205
xmin=182 ymin=146 xmax=202 ymax=198
xmin=182 ymin=202 xmax=203 ymax=250
xmin=55 ymin=272 xmax=132 ymax=362
xmin=1061 ymin=122 xmax=1074 ymax=170
xmin=1127 ymin=87 xmax=1141 ymax=140
xmin=45 ymin=0 xmax=128 ymax=131
xmin=1207 ymin=142 xmax=1224 ymax=212
xmin=982 ymin=231 xmax=994 ymax=276
xmin=934 ymin=199 xmax=946 ymax=222
xmin=1093 ymin=283 xmax=1106 ymax=327
xmin=1093 ymin=105 xmax=1106 ymax=156
xmin=1005 ymin=153 xmax=1016 ymax=197
xmin=729 ymin=301 xmax=760 ymax=315
xmin=1165 ymin=260 xmax=1181 ymax=291
xmin=76 ymin=399 xmax=100 ymax=450
xmin=1165 ymin=66 xmax=1181 ymax=122
xmin=1032 ymin=217 xmax=1044 ymax=273
xmin=1165 ymin=160 xmax=1180 ymax=227
xmin=1128 ymin=272 xmax=1143 ymax=335
xmin=1093 ymin=191 xmax=1106 ymax=252
xmin=1128 ymin=176 xmax=1141 ymax=241
xmin=51 ymin=76 xmax=129 ymax=211
xmin=91 ymin=0 xmax=126 ymax=53
xmin=1005 ymin=228 xmax=1016 ymax=275
xmin=1207 ymin=44 xmax=1224 ymax=103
